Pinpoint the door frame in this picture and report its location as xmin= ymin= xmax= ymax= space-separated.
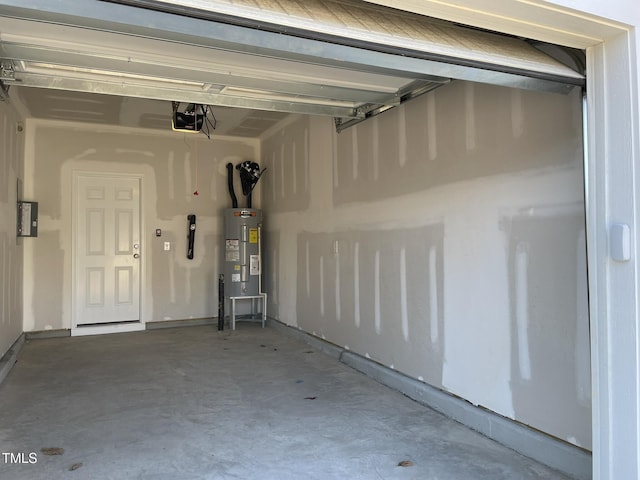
xmin=71 ymin=170 xmax=146 ymax=337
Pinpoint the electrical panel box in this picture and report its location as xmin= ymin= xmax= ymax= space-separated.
xmin=17 ymin=201 xmax=38 ymax=237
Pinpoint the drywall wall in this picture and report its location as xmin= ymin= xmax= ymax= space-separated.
xmin=0 ymin=100 xmax=25 ymax=359
xmin=261 ymin=81 xmax=590 ymax=449
xmin=22 ymin=120 xmax=259 ymax=331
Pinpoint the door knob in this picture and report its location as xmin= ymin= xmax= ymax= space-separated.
xmin=133 ymin=253 xmax=140 ymax=259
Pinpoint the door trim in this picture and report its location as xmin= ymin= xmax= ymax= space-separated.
xmin=71 ymin=171 xmax=145 ymax=336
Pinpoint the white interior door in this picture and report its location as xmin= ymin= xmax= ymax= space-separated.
xmin=74 ymin=174 xmax=142 ymax=331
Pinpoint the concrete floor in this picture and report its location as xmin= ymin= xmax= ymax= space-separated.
xmin=0 ymin=324 xmax=570 ymax=480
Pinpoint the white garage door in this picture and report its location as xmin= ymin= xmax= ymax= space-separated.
xmin=0 ymin=0 xmax=584 ymax=129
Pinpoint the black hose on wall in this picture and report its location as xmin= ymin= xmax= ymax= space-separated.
xmin=226 ymin=162 xmax=238 ymax=208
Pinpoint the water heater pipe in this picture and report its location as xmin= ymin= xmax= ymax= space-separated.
xmin=226 ymin=162 xmax=238 ymax=208
xmin=218 ymin=274 xmax=225 ymax=331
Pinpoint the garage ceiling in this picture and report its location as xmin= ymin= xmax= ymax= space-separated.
xmin=0 ymin=0 xmax=585 ymax=135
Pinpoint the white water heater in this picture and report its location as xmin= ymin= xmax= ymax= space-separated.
xmin=224 ymin=208 xmax=263 ymax=297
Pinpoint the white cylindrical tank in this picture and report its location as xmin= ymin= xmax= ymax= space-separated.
xmin=223 ymin=208 xmax=262 ymax=297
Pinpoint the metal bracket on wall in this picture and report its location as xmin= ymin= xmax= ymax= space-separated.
xmin=334 ymin=79 xmax=449 ymax=133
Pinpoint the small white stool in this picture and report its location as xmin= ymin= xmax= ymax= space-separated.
xmin=228 ymin=293 xmax=267 ymax=330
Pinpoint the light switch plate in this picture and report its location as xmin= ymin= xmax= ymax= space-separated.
xmin=164 ymin=241 xmax=171 ymax=251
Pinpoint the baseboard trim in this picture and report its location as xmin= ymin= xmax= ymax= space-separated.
xmin=0 ymin=333 xmax=25 ymax=385
xmin=25 ymin=329 xmax=71 ymax=340
xmin=146 ymin=317 xmax=217 ymax=330
xmin=268 ymin=318 xmax=592 ymax=480
xmin=23 ymin=318 xmax=218 ymax=338
xmin=268 ymin=319 xmax=343 ymax=359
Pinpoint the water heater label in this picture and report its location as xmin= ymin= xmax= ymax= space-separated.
xmin=225 ymin=239 xmax=239 ymax=261
xmin=231 ymin=273 xmax=241 ymax=282
xmin=250 ymin=255 xmax=260 ymax=275
xmin=249 ymin=228 xmax=258 ymax=244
